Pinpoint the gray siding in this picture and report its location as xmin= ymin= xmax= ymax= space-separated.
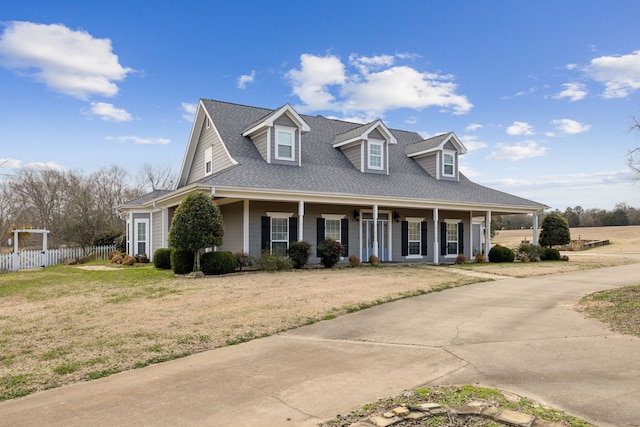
xmin=390 ymin=209 xmax=435 ymax=263
xmin=218 ymin=202 xmax=244 ymax=253
xmin=368 ymin=129 xmax=384 ymax=140
xmin=253 ymin=130 xmax=268 ymax=162
xmin=187 ymin=121 xmax=235 ymax=185
xmin=342 ymin=144 xmax=362 ymax=171
xmin=151 ymin=210 xmax=163 ymax=258
xmin=415 ymin=154 xmax=437 ymax=177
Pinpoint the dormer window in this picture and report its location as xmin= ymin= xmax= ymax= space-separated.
xmin=204 ymin=146 xmax=213 ymax=176
xmin=368 ymin=140 xmax=383 ymax=170
xmin=443 ymin=150 xmax=455 ymax=177
xmin=275 ymin=126 xmax=295 ymax=161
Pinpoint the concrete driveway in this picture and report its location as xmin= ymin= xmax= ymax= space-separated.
xmin=1 ymin=261 xmax=639 ymax=426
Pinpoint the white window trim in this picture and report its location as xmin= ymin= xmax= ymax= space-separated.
xmin=444 ymin=219 xmax=461 ymax=258
xmin=204 ymin=146 xmax=213 ymax=176
xmin=321 ymin=214 xmax=344 ymax=243
xmin=443 ymin=149 xmax=456 ymax=178
xmin=406 ymin=217 xmax=425 ymax=259
xmin=133 ymin=218 xmax=150 ymax=257
xmin=269 ymin=214 xmax=291 ymax=253
xmin=368 ymin=139 xmax=384 ymax=170
xmin=275 ymin=125 xmax=295 ymax=161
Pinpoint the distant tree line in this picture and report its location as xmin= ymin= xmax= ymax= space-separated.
xmin=0 ymin=164 xmax=176 ymax=251
xmin=494 ymin=203 xmax=640 ymax=231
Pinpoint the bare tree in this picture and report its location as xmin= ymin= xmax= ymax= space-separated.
xmin=629 ymin=117 xmax=640 ymax=177
xmin=93 ymin=166 xmax=145 ymax=231
xmin=136 ymin=163 xmax=177 ymax=192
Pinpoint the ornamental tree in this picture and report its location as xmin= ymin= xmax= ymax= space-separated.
xmin=168 ymin=192 xmax=224 ymax=273
xmin=538 ymin=213 xmax=570 ymax=248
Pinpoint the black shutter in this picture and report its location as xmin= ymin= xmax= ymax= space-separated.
xmin=341 ymin=218 xmax=349 ymax=256
xmin=440 ymin=222 xmax=446 ymax=256
xmin=421 ymin=222 xmax=428 ymax=255
xmin=261 ymin=216 xmax=270 ymax=251
xmin=289 ymin=217 xmax=298 ymax=244
xmin=458 ymin=222 xmax=464 ymax=255
xmin=316 ymin=218 xmax=325 ymax=256
xmin=401 ymin=221 xmax=408 ymax=257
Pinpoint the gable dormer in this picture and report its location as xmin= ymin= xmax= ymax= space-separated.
xmin=241 ymin=104 xmax=310 ymax=166
xmin=332 ymin=120 xmax=397 ymax=175
xmin=405 ymin=132 xmax=466 ymax=181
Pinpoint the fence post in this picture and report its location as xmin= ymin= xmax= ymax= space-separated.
xmin=12 ymin=230 xmax=19 ymax=272
xmin=42 ymin=232 xmax=48 ymax=268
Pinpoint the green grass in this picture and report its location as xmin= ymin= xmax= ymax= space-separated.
xmin=579 ymin=285 xmax=640 ymax=337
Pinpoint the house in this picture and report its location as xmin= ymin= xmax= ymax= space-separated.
xmin=120 ymin=99 xmax=548 ymax=264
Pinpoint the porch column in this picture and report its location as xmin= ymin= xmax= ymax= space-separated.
xmin=372 ymin=204 xmax=379 ymax=258
xmin=298 ymin=201 xmax=305 ymax=241
xmin=127 ymin=212 xmax=133 ymax=256
xmin=485 ymin=210 xmax=492 ymax=256
xmin=433 ymin=208 xmax=439 ymax=265
xmin=243 ymin=200 xmax=250 ymax=253
xmin=469 ymin=211 xmax=473 ymax=259
xmin=532 ymin=212 xmax=539 ymax=245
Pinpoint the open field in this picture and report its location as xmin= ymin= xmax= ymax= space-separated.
xmin=1 ymin=226 xmax=638 ymax=403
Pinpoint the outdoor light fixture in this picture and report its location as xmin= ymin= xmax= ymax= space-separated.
xmin=393 ymin=211 xmax=400 ymax=222
xmin=353 ymin=209 xmax=360 ymax=221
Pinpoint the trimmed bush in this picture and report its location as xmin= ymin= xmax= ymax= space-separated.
xmin=318 ymin=239 xmax=344 ymax=268
xmin=287 ymin=241 xmax=312 ymax=269
xmin=201 ymin=251 xmax=237 ymax=275
xmin=171 ymin=248 xmax=194 ymax=274
xmin=488 ymin=245 xmax=515 ymax=263
xmin=540 ymin=247 xmax=561 ymax=261
xmin=256 ymin=250 xmax=293 ymax=271
xmin=348 ymin=255 xmax=361 ymax=267
xmin=153 ymin=248 xmax=172 ymax=269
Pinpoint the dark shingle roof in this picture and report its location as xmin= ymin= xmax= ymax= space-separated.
xmin=122 ymin=190 xmax=172 ymax=206
xmin=405 ymin=133 xmax=451 ymax=156
xmin=191 ymin=99 xmax=546 ymax=210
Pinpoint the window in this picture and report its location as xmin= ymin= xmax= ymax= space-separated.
xmin=275 ymin=126 xmax=295 ymax=160
xmin=408 ymin=221 xmax=421 ymax=256
xmin=204 ymin=146 xmax=213 ymax=176
xmin=446 ymin=222 xmax=458 ymax=255
xmin=368 ymin=140 xmax=383 ymax=170
xmin=134 ymin=218 xmax=149 ymax=256
xmin=325 ymin=219 xmax=341 ymax=242
xmin=443 ymin=151 xmax=455 ymax=177
xmin=271 ymin=217 xmax=289 ymax=254
xmin=205 ymin=117 xmax=211 ymax=129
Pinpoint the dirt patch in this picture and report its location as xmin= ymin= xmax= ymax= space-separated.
xmin=75 ymin=265 xmax=120 ymax=271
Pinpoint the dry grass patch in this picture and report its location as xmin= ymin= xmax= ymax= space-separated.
xmin=0 ymin=264 xmax=480 ymax=401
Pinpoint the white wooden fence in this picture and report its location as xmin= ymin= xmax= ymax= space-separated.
xmin=0 ymin=245 xmax=116 ymax=273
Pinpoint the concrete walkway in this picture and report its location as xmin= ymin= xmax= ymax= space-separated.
xmin=1 ymin=262 xmax=640 ymax=426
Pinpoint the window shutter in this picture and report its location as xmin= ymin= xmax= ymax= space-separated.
xmin=316 ymin=218 xmax=325 ymax=256
xmin=421 ymin=222 xmax=428 ymax=255
xmin=261 ymin=216 xmax=270 ymax=251
xmin=341 ymin=218 xmax=349 ymax=256
xmin=440 ymin=222 xmax=446 ymax=256
xmin=458 ymin=222 xmax=464 ymax=255
xmin=401 ymin=221 xmax=408 ymax=257
xmin=289 ymin=217 xmax=298 ymax=244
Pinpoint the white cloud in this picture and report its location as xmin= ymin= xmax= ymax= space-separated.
xmin=459 ymin=135 xmax=487 ymax=152
xmin=506 ymin=121 xmax=535 ymax=136
xmin=181 ymin=102 xmax=197 ymax=121
xmin=0 ymin=158 xmax=65 ymax=171
xmin=584 ymin=50 xmax=640 ymax=98
xmin=286 ymin=53 xmax=472 ymax=120
xmin=237 ymin=70 xmax=256 ymax=89
xmin=466 ymin=123 xmax=483 ymax=132
xmin=0 ymin=21 xmax=132 ymax=99
xmin=89 ymin=102 xmax=132 ymax=122
xmin=566 ymin=64 xmax=578 ymax=70
xmin=553 ymin=82 xmax=588 ymax=101
xmin=551 ymin=118 xmax=591 ymax=135
xmin=107 ymin=135 xmax=170 ymax=145
xmin=487 ymin=140 xmax=548 ymax=161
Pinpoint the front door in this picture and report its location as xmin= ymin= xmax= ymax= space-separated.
xmin=361 ymin=213 xmax=390 ymax=262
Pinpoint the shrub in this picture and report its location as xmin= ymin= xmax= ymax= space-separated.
xmin=540 ymin=247 xmax=561 ymax=261
xmin=317 ymin=239 xmax=344 ymax=268
xmin=348 ymin=255 xmax=361 ymax=267
xmin=455 ymin=253 xmax=466 ymax=264
xmin=256 ymin=250 xmax=293 ymax=271
xmin=113 ymin=234 xmax=126 ymax=253
xmin=153 ymin=248 xmax=172 ymax=269
xmin=235 ymin=252 xmax=253 ymax=271
xmin=368 ymin=254 xmax=380 ymax=266
xmin=287 ymin=241 xmax=312 ymax=269
xmin=488 ymin=245 xmax=515 ymax=263
xmin=561 ymin=254 xmax=570 ymax=261
xmin=474 ymin=253 xmax=486 ymax=263
xmin=201 ymin=251 xmax=237 ymax=275
xmin=539 ymin=213 xmax=571 ymax=247
xmin=171 ymin=248 xmax=194 ymax=274
xmin=93 ymin=230 xmax=123 ymax=247
xmin=516 ymin=243 xmax=542 ymax=262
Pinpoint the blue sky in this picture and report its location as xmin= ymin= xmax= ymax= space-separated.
xmin=1 ymin=0 xmax=640 ymax=211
